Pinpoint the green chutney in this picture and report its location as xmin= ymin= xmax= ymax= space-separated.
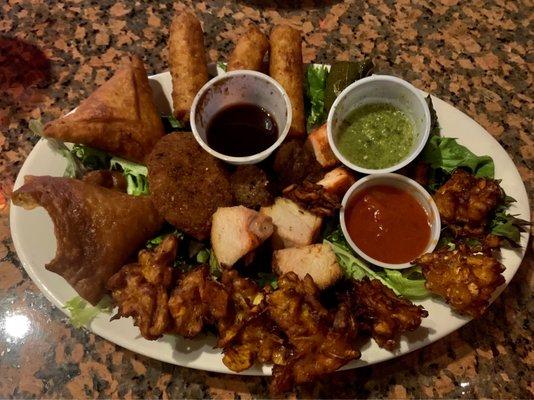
xmin=337 ymin=103 xmax=414 ymax=169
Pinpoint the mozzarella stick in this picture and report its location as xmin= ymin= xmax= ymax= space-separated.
xmin=269 ymin=26 xmax=305 ymax=137
xmin=169 ymin=11 xmax=209 ymax=122
xmin=227 ymin=26 xmax=269 ymax=72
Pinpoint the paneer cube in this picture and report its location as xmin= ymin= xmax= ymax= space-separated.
xmin=211 ymin=206 xmax=274 ymax=267
xmin=317 ymin=167 xmax=356 ymax=198
xmin=260 ymin=198 xmax=322 ymax=249
xmin=307 ymin=123 xmax=338 ymax=168
xmin=273 ymin=243 xmax=342 ymax=289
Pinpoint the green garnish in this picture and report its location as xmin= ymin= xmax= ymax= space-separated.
xmin=305 ymin=64 xmax=329 ymax=132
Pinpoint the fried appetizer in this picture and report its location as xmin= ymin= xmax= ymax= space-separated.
xmin=82 ymin=170 xmax=127 ymax=192
xmin=146 ymin=133 xmax=233 ymax=240
xmin=11 ymin=176 xmax=164 ymax=304
xmin=211 ymin=206 xmax=274 ymax=267
xmin=43 ymin=56 xmax=164 ymax=163
xmin=260 ymin=197 xmax=322 ymax=249
xmin=217 ymin=270 xmax=289 ymax=371
xmin=267 ymin=273 xmax=360 ymax=394
xmin=227 ymin=26 xmax=269 ymax=72
xmin=273 ymin=139 xmax=323 ymax=189
xmin=107 ymin=235 xmax=178 ymax=340
xmin=269 ymin=26 xmax=305 ymax=137
xmin=229 ymin=165 xmax=274 ymax=209
xmin=282 ymin=180 xmax=341 ymax=217
xmin=169 ymin=11 xmax=209 ymax=122
xmin=434 ymin=169 xmax=502 ymax=237
xmin=168 ymin=266 xmax=229 ymax=338
xmin=416 ymin=245 xmax=505 ymax=317
xmin=317 ymin=167 xmax=356 ymax=198
xmin=350 ymin=278 xmax=428 ymax=350
xmin=272 ymin=244 xmax=342 ymax=289
xmin=307 ymin=124 xmax=338 ymax=168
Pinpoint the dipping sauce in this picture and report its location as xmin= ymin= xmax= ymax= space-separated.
xmin=206 ymin=103 xmax=278 ymax=157
xmin=345 ymin=185 xmax=431 ymax=264
xmin=337 ymin=103 xmax=414 ymax=169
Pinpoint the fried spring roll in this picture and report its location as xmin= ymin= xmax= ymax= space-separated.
xmin=227 ymin=26 xmax=269 ymax=72
xmin=169 ymin=11 xmax=209 ymax=122
xmin=269 ymin=26 xmax=305 ymax=137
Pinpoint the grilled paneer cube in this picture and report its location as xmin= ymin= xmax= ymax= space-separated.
xmin=211 ymin=206 xmax=274 ymax=267
xmin=307 ymin=124 xmax=337 ymax=168
xmin=260 ymin=198 xmax=322 ymax=249
xmin=317 ymin=167 xmax=355 ymax=198
xmin=272 ymin=244 xmax=342 ymax=289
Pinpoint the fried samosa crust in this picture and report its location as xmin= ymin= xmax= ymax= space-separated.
xmin=43 ymin=56 xmax=165 ymax=163
xmin=11 ymin=176 xmax=164 ymax=304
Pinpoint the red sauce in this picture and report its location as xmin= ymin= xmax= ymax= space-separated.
xmin=345 ymin=185 xmax=431 ymax=264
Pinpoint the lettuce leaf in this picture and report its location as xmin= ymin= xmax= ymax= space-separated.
xmin=490 ymin=196 xmax=529 ymax=245
xmin=325 ymin=229 xmax=430 ymax=300
xmin=110 ymin=157 xmax=149 ymax=196
xmin=63 ymin=296 xmax=112 ymax=328
xmin=305 ymin=64 xmax=329 ymax=132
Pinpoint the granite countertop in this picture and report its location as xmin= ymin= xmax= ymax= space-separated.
xmin=1 ymin=0 xmax=532 ymax=398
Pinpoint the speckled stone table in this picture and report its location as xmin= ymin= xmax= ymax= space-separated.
xmin=1 ymin=0 xmax=533 ymax=398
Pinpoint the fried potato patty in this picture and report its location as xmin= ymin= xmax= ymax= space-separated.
xmin=147 ymin=133 xmax=233 ymax=240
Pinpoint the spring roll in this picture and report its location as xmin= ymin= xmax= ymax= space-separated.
xmin=269 ymin=25 xmax=305 ymax=137
xmin=227 ymin=26 xmax=269 ymax=72
xmin=169 ymin=11 xmax=209 ymax=122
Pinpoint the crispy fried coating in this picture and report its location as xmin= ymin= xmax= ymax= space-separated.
xmin=273 ymin=139 xmax=323 ymax=189
xmin=267 ymin=273 xmax=360 ymax=394
xmin=43 ymin=56 xmax=165 ymax=163
xmin=82 ymin=170 xmax=127 ymax=192
xmin=147 ymin=133 xmax=233 ymax=240
xmin=107 ymin=235 xmax=178 ymax=340
xmin=230 ymin=165 xmax=274 ymax=209
xmin=227 ymin=26 xmax=269 ymax=72
xmin=168 ymin=266 xmax=229 ymax=338
xmin=12 ymin=176 xmax=164 ymax=305
xmin=416 ymin=245 xmax=505 ymax=317
xmin=282 ymin=180 xmax=341 ymax=216
xmin=434 ymin=169 xmax=502 ymax=237
xmin=350 ymin=278 xmax=428 ymax=350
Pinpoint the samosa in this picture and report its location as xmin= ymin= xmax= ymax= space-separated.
xmin=12 ymin=176 xmax=164 ymax=304
xmin=43 ymin=56 xmax=164 ymax=163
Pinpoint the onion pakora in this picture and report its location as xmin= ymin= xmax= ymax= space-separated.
xmin=433 ymin=169 xmax=502 ymax=237
xmin=168 ymin=266 xmax=229 ymax=338
xmin=107 ymin=235 xmax=178 ymax=340
xmin=416 ymin=245 xmax=505 ymax=317
xmin=147 ymin=133 xmax=233 ymax=240
xmin=267 ymin=273 xmax=360 ymax=394
xmin=282 ymin=180 xmax=341 ymax=216
xmin=348 ymin=278 xmax=428 ymax=351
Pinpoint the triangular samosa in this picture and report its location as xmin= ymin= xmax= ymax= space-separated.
xmin=12 ymin=176 xmax=164 ymax=304
xmin=43 ymin=56 xmax=165 ymax=163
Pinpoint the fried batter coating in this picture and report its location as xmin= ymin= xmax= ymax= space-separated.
xmin=282 ymin=180 xmax=341 ymax=216
xmin=168 ymin=266 xmax=229 ymax=338
xmin=147 ymin=133 xmax=233 ymax=240
xmin=434 ymin=169 xmax=502 ymax=237
xmin=350 ymin=278 xmax=428 ymax=350
xmin=273 ymin=139 xmax=323 ymax=189
xmin=107 ymin=235 xmax=178 ymax=340
xmin=267 ymin=273 xmax=360 ymax=394
xmin=230 ymin=165 xmax=274 ymax=209
xmin=416 ymin=245 xmax=505 ymax=317
xmin=12 ymin=176 xmax=164 ymax=305
xmin=82 ymin=170 xmax=127 ymax=192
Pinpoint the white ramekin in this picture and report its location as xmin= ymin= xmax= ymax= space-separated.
xmin=190 ymin=70 xmax=292 ymax=165
xmin=327 ymin=75 xmax=431 ymax=174
xmin=339 ymin=173 xmax=441 ymax=270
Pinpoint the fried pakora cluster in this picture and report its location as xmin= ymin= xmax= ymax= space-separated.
xmin=282 ymin=180 xmax=341 ymax=216
xmin=433 ymin=169 xmax=502 ymax=237
xmin=107 ymin=235 xmax=178 ymax=339
xmin=416 ymin=244 xmax=505 ymax=317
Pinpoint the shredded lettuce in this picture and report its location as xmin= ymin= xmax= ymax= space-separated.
xmin=305 ymin=64 xmax=329 ymax=132
xmin=63 ymin=296 xmax=112 ymax=328
xmin=110 ymin=157 xmax=149 ymax=196
xmin=324 ymin=227 xmax=430 ymax=299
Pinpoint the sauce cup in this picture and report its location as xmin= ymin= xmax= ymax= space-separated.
xmin=327 ymin=75 xmax=431 ymax=174
xmin=190 ymin=70 xmax=292 ymax=165
xmin=340 ymin=173 xmax=441 ymax=270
